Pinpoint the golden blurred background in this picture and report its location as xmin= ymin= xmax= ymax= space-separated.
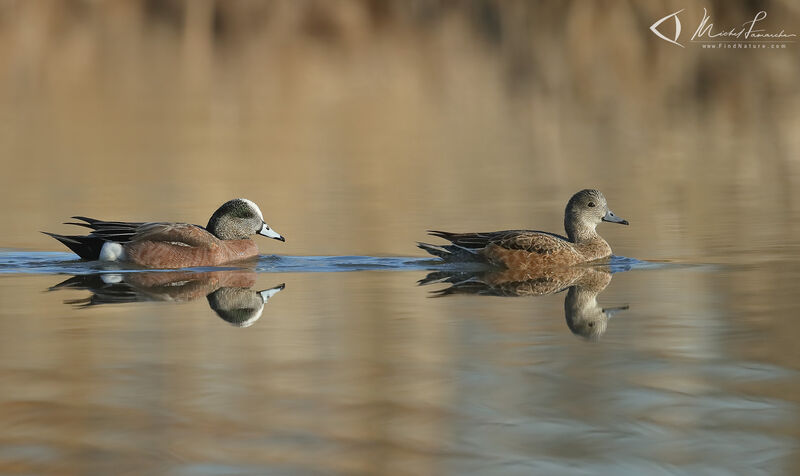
xmin=0 ymin=0 xmax=798 ymax=260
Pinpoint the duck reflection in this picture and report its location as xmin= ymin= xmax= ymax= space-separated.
xmin=49 ymin=270 xmax=284 ymax=327
xmin=420 ymin=265 xmax=628 ymax=339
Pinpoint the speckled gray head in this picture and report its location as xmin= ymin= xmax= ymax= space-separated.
xmin=206 ymin=198 xmax=285 ymax=241
xmin=564 ymin=189 xmax=628 ymax=241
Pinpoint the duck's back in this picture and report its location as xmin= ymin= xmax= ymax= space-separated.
xmin=419 ymin=229 xmax=586 ymax=267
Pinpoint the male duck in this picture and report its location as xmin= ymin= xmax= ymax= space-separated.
xmin=44 ymin=198 xmax=285 ymax=268
xmin=418 ymin=189 xmax=628 ymax=268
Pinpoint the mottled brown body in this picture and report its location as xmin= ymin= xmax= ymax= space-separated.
xmin=483 ymin=235 xmax=611 ymax=269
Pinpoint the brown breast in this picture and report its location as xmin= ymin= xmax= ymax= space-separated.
xmin=573 ymin=238 xmax=612 ymax=262
xmin=483 ymin=244 xmax=584 ymax=269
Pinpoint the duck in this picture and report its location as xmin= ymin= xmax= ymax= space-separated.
xmin=44 ymin=198 xmax=285 ymax=268
xmin=418 ymin=189 xmax=628 ymax=268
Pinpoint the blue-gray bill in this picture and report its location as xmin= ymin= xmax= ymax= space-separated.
xmin=602 ymin=210 xmax=629 ymax=225
xmin=258 ymin=222 xmax=286 ymax=241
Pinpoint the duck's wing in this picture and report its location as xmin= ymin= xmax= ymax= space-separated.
xmin=128 ymin=222 xmax=214 ymax=247
xmin=66 ymin=217 xmax=148 ymax=243
xmin=427 ymin=229 xmax=571 ymax=252
xmin=418 ymin=230 xmax=516 ymax=261
xmin=490 ymin=230 xmax=576 ymax=255
xmin=420 ymin=229 xmax=573 ymax=262
xmin=426 ymin=230 xmax=526 ymax=249
xmin=67 ymin=218 xmax=212 ymax=247
xmin=46 ymin=218 xmax=212 ymax=260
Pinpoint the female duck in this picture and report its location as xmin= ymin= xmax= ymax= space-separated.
xmin=418 ymin=189 xmax=628 ymax=268
xmin=45 ymin=198 xmax=285 ymax=268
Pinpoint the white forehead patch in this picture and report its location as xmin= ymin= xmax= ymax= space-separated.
xmin=239 ymin=198 xmax=264 ymax=221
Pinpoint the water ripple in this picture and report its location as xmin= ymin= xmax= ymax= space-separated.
xmin=0 ymin=250 xmax=688 ymax=275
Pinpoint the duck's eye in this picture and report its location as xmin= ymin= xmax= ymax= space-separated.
xmin=587 ymin=201 xmax=596 ymax=207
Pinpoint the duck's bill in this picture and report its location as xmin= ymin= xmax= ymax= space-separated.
xmin=258 ymin=223 xmax=286 ymax=241
xmin=602 ymin=210 xmax=629 ymax=225
xmin=259 ymin=283 xmax=286 ymax=302
xmin=603 ymin=304 xmax=630 ymax=318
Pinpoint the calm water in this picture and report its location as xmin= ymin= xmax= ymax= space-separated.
xmin=1 ymin=252 xmax=799 ymax=474
xmin=2 ymin=1 xmax=800 ymax=474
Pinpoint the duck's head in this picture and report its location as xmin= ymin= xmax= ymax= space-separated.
xmin=564 ymin=189 xmax=628 ymax=241
xmin=207 ymin=283 xmax=285 ymax=327
xmin=206 ymin=198 xmax=285 ymax=242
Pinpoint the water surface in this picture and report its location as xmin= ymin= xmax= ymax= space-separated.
xmin=1 ymin=251 xmax=799 ymax=474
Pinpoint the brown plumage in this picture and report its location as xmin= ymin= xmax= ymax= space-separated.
xmin=418 ymin=189 xmax=628 ymax=268
xmin=122 ymin=224 xmax=260 ymax=268
xmin=44 ymin=198 xmax=285 ymax=269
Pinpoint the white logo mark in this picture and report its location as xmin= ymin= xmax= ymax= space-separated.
xmin=650 ymin=9 xmax=685 ymax=47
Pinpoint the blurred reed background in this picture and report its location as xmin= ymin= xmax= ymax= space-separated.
xmin=0 ymin=0 xmax=798 ymax=259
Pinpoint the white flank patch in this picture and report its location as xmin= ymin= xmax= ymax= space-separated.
xmin=100 ymin=273 xmax=123 ymax=284
xmin=240 ymin=198 xmax=264 ymax=221
xmin=99 ymin=242 xmax=126 ymax=261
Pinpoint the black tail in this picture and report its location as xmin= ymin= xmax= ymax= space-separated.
xmin=42 ymin=232 xmax=105 ymax=260
xmin=417 ymin=270 xmax=496 ymax=296
xmin=417 ymin=270 xmax=483 ymax=286
xmin=48 ymin=274 xmax=140 ymax=306
xmin=417 ymin=241 xmax=482 ymax=262
xmin=417 ymin=242 xmax=451 ymax=259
